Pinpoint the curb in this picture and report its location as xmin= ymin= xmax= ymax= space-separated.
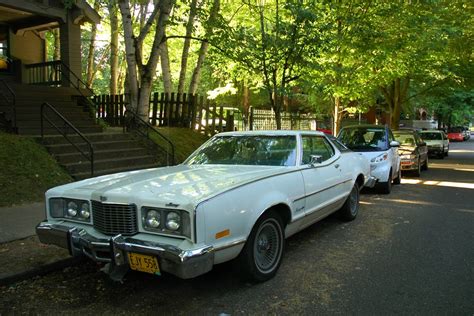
xmin=0 ymin=257 xmax=85 ymax=287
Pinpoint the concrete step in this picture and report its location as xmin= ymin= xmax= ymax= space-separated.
xmin=54 ymin=147 xmax=150 ymax=164
xmin=64 ymin=155 xmax=158 ymax=174
xmin=18 ymin=125 xmax=103 ymax=135
xmin=44 ymin=139 xmax=140 ymax=154
xmin=39 ymin=132 xmax=134 ymax=145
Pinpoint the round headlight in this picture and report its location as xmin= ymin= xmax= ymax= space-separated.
xmin=166 ymin=212 xmax=181 ymax=231
xmin=146 ymin=210 xmax=161 ymax=228
xmin=80 ymin=203 xmax=90 ymax=219
xmin=67 ymin=201 xmax=78 ymax=217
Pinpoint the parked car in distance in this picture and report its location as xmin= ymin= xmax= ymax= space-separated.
xmin=36 ymin=130 xmax=375 ymax=283
xmin=337 ymin=124 xmax=401 ymax=194
xmin=462 ymin=126 xmax=471 ymax=141
xmin=419 ymin=130 xmax=449 ymax=158
xmin=447 ymin=127 xmax=465 ymax=142
xmin=393 ymin=129 xmax=428 ymax=177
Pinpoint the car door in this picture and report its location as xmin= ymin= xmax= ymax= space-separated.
xmin=299 ymin=135 xmax=349 ymax=228
xmin=415 ymin=132 xmax=428 ymax=163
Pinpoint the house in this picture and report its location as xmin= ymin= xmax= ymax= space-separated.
xmin=0 ymin=1 xmax=168 ymax=179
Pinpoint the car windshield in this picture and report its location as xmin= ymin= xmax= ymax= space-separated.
xmin=394 ymin=133 xmax=415 ymax=146
xmin=420 ymin=132 xmax=442 ymax=140
xmin=185 ymin=135 xmax=297 ymax=166
xmin=338 ymin=127 xmax=387 ymax=151
xmin=448 ymin=127 xmax=463 ymax=133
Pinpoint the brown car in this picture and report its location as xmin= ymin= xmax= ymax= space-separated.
xmin=393 ymin=129 xmax=429 ymax=177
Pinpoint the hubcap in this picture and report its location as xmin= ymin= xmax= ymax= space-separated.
xmin=253 ymin=219 xmax=282 ymax=273
xmin=350 ymin=186 xmax=359 ymax=215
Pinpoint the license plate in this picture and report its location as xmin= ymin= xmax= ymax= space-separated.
xmin=128 ymin=252 xmax=160 ymax=275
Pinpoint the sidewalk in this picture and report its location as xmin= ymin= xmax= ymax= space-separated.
xmin=0 ymin=202 xmax=77 ymax=286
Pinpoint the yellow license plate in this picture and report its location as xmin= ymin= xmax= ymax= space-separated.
xmin=128 ymin=252 xmax=160 ymax=275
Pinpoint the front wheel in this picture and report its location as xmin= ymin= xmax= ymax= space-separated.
xmin=238 ymin=210 xmax=285 ymax=282
xmin=413 ymin=158 xmax=421 ymax=177
xmin=337 ymin=182 xmax=360 ymax=221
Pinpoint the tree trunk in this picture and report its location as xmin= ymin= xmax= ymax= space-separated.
xmin=178 ymin=0 xmax=198 ymax=94
xmin=160 ymin=31 xmax=172 ymax=94
xmin=86 ymin=0 xmax=100 ymax=88
xmin=188 ymin=0 xmax=220 ymax=95
xmin=108 ymin=1 xmax=119 ymax=95
xmin=333 ymin=96 xmax=342 ymax=135
xmin=381 ymin=77 xmax=410 ymax=130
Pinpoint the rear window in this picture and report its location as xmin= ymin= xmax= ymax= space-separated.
xmin=420 ymin=132 xmax=442 ymax=140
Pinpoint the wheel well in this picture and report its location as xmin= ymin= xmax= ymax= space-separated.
xmin=266 ymin=203 xmax=291 ymax=226
xmin=356 ymin=174 xmax=365 ymax=189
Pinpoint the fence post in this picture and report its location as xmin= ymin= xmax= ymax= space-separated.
xmin=249 ymin=106 xmax=254 ymax=131
xmin=226 ymin=111 xmax=234 ymax=132
xmin=119 ymin=94 xmax=124 ymax=126
xmin=151 ymin=92 xmax=158 ymax=126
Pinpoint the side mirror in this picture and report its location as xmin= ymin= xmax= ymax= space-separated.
xmin=310 ymin=155 xmax=323 ymax=166
xmin=390 ymin=141 xmax=400 ymax=148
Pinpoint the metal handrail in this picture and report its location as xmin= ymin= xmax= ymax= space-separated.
xmin=124 ymin=109 xmax=175 ymax=165
xmin=41 ymin=102 xmax=94 ymax=177
xmin=0 ymin=79 xmax=17 ymax=133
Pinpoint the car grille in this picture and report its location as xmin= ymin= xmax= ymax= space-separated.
xmin=91 ymin=201 xmax=138 ymax=236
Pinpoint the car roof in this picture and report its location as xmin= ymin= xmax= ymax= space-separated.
xmin=216 ymin=130 xmax=326 ymax=137
xmin=340 ymin=124 xmax=387 ymax=129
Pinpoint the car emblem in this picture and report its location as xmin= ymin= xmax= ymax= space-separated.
xmin=100 ymin=196 xmax=108 ymax=202
xmin=166 ymin=202 xmax=179 ymax=208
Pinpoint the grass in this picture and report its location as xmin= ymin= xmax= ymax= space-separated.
xmin=0 ymin=132 xmax=72 ymax=207
xmin=152 ymin=127 xmax=210 ymax=163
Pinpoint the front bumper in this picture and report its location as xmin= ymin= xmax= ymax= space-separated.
xmin=400 ymin=160 xmax=418 ymax=171
xmin=365 ymin=176 xmax=377 ymax=188
xmin=36 ymin=222 xmax=214 ymax=279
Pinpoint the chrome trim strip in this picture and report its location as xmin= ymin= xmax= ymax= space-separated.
xmin=293 ymin=179 xmax=352 ymax=202
xmin=214 ymin=239 xmax=246 ymax=251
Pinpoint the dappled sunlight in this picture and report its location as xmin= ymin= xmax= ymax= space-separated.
xmin=359 ymin=201 xmax=373 ymax=205
xmin=401 ymin=179 xmax=474 ymax=189
xmin=447 ymin=150 xmax=474 ymax=154
xmin=429 ymin=164 xmax=474 ymax=171
xmin=377 ymin=198 xmax=436 ymax=206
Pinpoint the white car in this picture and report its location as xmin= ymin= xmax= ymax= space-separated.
xmin=337 ymin=125 xmax=401 ymax=194
xmin=37 ymin=131 xmax=375 ymax=282
xmin=419 ymin=130 xmax=449 ymax=158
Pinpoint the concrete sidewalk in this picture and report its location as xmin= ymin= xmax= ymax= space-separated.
xmin=0 ymin=202 xmax=46 ymax=244
xmin=0 ymin=202 xmax=78 ymax=286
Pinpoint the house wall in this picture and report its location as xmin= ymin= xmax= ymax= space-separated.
xmin=9 ymin=30 xmax=44 ymax=65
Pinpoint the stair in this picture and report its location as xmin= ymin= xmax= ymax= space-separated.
xmin=8 ymin=83 xmax=169 ymax=180
xmin=38 ymin=132 xmax=162 ymax=180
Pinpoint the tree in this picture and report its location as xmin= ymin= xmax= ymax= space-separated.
xmin=108 ymin=0 xmax=120 ymax=95
xmin=118 ymin=0 xmax=175 ymax=118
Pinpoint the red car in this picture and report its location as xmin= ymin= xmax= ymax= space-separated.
xmin=447 ymin=127 xmax=464 ymax=142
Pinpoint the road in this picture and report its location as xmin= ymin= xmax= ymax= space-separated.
xmin=1 ymin=138 xmax=473 ymax=315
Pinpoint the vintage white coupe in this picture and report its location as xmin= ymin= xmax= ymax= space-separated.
xmin=37 ymin=131 xmax=375 ymax=282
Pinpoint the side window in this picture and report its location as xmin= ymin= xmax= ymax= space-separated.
xmin=302 ymin=136 xmax=335 ymax=164
xmin=388 ymin=130 xmax=395 ymax=143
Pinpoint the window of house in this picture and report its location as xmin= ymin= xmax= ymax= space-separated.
xmin=0 ymin=25 xmax=10 ymax=71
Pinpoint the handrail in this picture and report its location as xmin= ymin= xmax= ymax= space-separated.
xmin=124 ymin=109 xmax=175 ymax=166
xmin=0 ymin=79 xmax=17 ymax=133
xmin=41 ymin=102 xmax=94 ymax=177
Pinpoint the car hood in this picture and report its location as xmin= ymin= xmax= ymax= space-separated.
xmin=47 ymin=165 xmax=289 ymax=209
xmin=355 ymin=151 xmax=391 ymax=162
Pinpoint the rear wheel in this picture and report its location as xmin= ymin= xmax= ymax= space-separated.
xmin=238 ymin=210 xmax=285 ymax=282
xmin=337 ymin=183 xmax=360 ymax=221
xmin=421 ymin=156 xmax=429 ymax=171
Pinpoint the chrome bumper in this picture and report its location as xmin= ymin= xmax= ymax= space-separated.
xmin=36 ymin=222 xmax=214 ymax=279
xmin=365 ymin=176 xmax=377 ymax=188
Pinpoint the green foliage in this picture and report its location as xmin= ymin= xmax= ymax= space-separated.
xmin=0 ymin=133 xmax=72 ymax=207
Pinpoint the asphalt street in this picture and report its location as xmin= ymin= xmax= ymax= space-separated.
xmin=1 ymin=138 xmax=473 ymax=315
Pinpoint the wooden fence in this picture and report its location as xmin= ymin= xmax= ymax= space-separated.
xmin=94 ymin=93 xmax=239 ymax=136
xmin=93 ymin=93 xmax=324 ymax=134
